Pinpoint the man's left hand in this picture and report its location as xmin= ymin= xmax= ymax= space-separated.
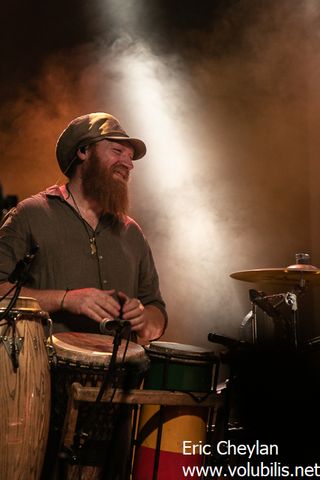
xmin=118 ymin=291 xmax=145 ymax=332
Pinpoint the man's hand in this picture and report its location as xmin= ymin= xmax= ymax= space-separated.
xmin=118 ymin=291 xmax=145 ymax=332
xmin=118 ymin=291 xmax=166 ymax=342
xmin=63 ymin=288 xmax=120 ymax=323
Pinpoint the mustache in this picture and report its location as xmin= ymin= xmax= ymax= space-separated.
xmin=111 ymin=164 xmax=130 ymax=181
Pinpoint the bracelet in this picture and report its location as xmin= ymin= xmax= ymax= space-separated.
xmin=60 ymin=289 xmax=70 ymax=311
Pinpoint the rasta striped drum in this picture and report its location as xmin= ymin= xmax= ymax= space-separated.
xmin=133 ymin=341 xmax=216 ymax=480
xmin=0 ymin=297 xmax=51 ymax=480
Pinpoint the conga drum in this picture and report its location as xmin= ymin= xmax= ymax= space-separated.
xmin=0 ymin=296 xmax=51 ymax=480
xmin=133 ymin=341 xmax=216 ymax=480
xmin=48 ymin=332 xmax=149 ymax=480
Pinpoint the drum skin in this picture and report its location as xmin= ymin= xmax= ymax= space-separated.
xmin=0 ymin=297 xmax=51 ymax=480
xmin=133 ymin=341 xmax=215 ymax=480
xmin=51 ymin=331 xmax=147 ymax=368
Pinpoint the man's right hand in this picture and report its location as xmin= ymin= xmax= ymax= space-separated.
xmin=62 ymin=288 xmax=121 ymax=323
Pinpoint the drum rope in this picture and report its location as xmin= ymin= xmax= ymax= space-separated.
xmin=66 ymin=325 xmax=132 ymax=466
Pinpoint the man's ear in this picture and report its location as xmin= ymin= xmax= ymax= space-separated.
xmin=76 ymin=146 xmax=88 ymax=160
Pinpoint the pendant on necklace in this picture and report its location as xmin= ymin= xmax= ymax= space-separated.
xmin=90 ymin=237 xmax=97 ymax=255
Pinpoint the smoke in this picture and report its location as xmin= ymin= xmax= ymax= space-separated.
xmin=2 ymin=0 xmax=320 ymax=345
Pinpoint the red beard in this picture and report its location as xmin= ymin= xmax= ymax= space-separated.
xmin=81 ymin=151 xmax=129 ymax=221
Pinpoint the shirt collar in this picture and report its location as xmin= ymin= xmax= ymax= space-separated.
xmin=45 ymin=184 xmax=125 ymax=229
xmin=44 ymin=184 xmax=66 ymax=199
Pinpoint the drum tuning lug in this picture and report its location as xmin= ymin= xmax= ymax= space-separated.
xmin=1 ymin=335 xmax=24 ymax=367
xmin=45 ymin=342 xmax=58 ymax=367
xmin=2 ymin=336 xmax=24 ymax=355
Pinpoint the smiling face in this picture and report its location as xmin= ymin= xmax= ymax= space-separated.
xmin=95 ymin=139 xmax=134 ymax=181
xmin=81 ymin=139 xmax=135 ymax=220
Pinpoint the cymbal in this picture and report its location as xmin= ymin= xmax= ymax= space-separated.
xmin=230 ymin=263 xmax=320 ymax=285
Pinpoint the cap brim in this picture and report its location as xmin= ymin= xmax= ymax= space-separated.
xmin=103 ymin=136 xmax=146 ymax=160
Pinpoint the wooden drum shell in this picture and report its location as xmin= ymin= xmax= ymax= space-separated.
xmin=0 ymin=297 xmax=51 ymax=480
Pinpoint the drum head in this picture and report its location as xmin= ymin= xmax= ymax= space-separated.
xmin=52 ymin=332 xmax=147 ymax=367
xmin=145 ymin=341 xmax=216 ymax=361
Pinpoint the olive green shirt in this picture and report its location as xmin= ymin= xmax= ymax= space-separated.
xmin=0 ymin=185 xmax=167 ymax=333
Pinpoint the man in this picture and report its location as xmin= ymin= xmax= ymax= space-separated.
xmin=0 ymin=112 xmax=167 ymax=340
xmin=0 ymin=112 xmax=167 ymax=479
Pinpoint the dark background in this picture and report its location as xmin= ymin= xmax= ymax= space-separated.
xmin=1 ymin=0 xmax=320 ymax=348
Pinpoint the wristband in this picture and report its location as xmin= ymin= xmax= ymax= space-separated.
xmin=60 ymin=289 xmax=70 ymax=311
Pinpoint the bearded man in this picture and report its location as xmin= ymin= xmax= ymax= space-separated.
xmin=0 ymin=112 xmax=167 ymax=339
xmin=0 ymin=112 xmax=167 ymax=479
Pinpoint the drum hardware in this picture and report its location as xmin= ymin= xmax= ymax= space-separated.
xmin=286 ymin=292 xmax=298 ymax=349
xmin=241 ymin=292 xmax=299 ymax=348
xmin=303 ymin=335 xmax=320 ymax=352
xmin=243 ymin=303 xmax=259 ymax=345
xmin=0 ymin=313 xmax=27 ymax=370
xmin=45 ymin=317 xmax=58 ymax=367
xmin=0 ymin=334 xmax=24 ymax=369
xmin=0 ymin=246 xmax=39 ymax=370
xmin=244 ymin=289 xmax=299 ymax=347
xmin=0 ymin=311 xmax=39 ymax=370
xmin=230 ymin=254 xmax=319 ymax=349
xmin=0 ymin=244 xmax=40 ymax=319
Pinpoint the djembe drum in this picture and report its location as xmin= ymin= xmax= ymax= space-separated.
xmin=48 ymin=332 xmax=149 ymax=480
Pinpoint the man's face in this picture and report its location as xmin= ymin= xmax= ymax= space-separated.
xmin=93 ymin=139 xmax=134 ymax=182
xmin=81 ymin=139 xmax=135 ymax=219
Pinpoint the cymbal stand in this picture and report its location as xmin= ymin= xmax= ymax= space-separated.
xmin=242 ymin=290 xmax=300 ymax=349
xmin=284 ymin=292 xmax=298 ymax=349
xmin=282 ymin=277 xmax=307 ymax=349
xmin=241 ymin=305 xmax=257 ymax=344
